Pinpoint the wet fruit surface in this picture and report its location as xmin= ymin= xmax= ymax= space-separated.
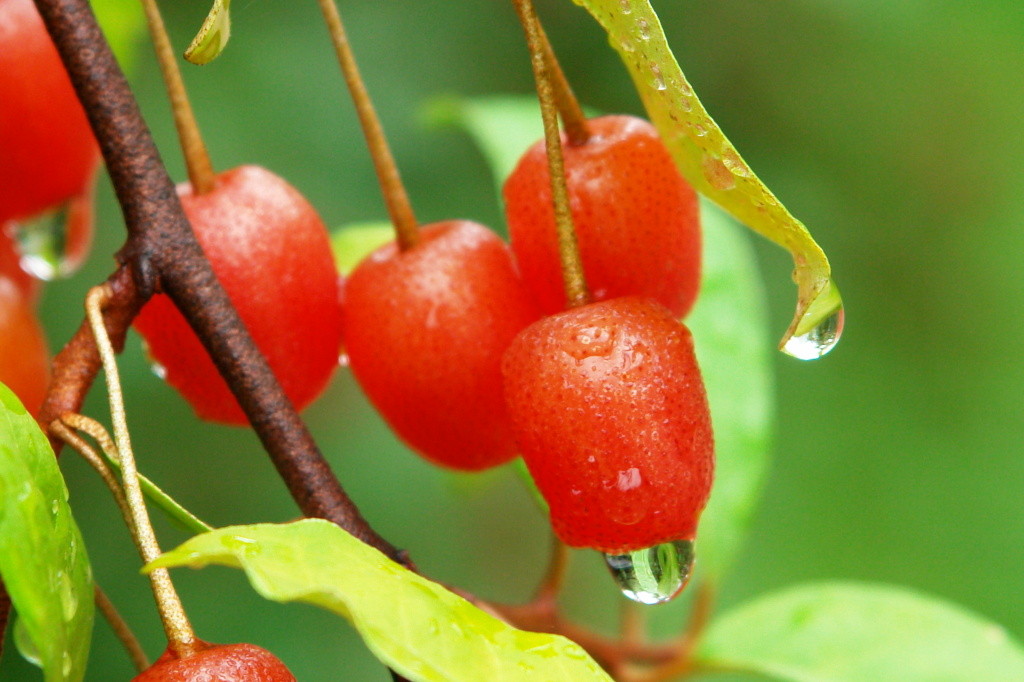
xmin=504 ymin=115 xmax=701 ymax=318
xmin=343 ymin=220 xmax=541 ymax=470
xmin=502 ymin=296 xmax=713 ymax=553
xmin=0 ymin=0 xmax=99 ymax=225
xmin=133 ymin=642 xmax=297 ymax=682
xmin=134 ymin=165 xmax=342 ymax=425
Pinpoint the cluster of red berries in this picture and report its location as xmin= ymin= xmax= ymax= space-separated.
xmin=343 ymin=114 xmax=714 ymax=570
xmin=0 ymin=0 xmax=101 ymax=415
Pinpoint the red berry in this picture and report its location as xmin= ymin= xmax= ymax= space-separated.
xmin=134 ymin=165 xmax=342 ymax=425
xmin=133 ymin=641 xmax=296 ymax=682
xmin=503 ymin=115 xmax=701 ymax=318
xmin=501 ymin=297 xmax=713 ymax=553
xmin=0 ymin=273 xmax=49 ymax=416
xmin=343 ymin=221 xmax=541 ymax=471
xmin=0 ymin=0 xmax=100 ymax=224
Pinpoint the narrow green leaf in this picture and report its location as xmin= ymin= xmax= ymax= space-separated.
xmin=0 ymin=383 xmax=93 ymax=682
xmin=183 ymin=0 xmax=231 ymax=65
xmin=568 ymin=0 xmax=842 ymax=352
xmin=688 ymin=200 xmax=773 ymax=583
xmin=148 ymin=520 xmax=612 ymax=682
xmin=697 ymin=582 xmax=1024 ymax=681
xmin=331 ymin=222 xmax=395 ymax=276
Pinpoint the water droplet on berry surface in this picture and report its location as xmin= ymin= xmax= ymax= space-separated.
xmin=604 ymin=539 xmax=695 ymax=605
xmin=338 ymin=351 xmax=350 ymax=367
xmin=783 ymin=306 xmax=844 ymax=360
xmin=10 ymin=192 xmax=91 ymax=280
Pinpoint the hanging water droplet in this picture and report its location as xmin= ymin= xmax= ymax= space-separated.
xmin=783 ymin=306 xmax=845 ymax=360
xmin=11 ymin=189 xmax=93 ymax=280
xmin=604 ymin=539 xmax=695 ymax=605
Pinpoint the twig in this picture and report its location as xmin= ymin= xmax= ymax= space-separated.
xmin=95 ymin=584 xmax=150 ymax=673
xmin=536 ymin=21 xmax=590 ymax=146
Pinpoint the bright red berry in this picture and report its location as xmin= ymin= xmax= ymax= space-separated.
xmin=133 ymin=165 xmax=342 ymax=425
xmin=0 ymin=0 xmax=100 ymax=225
xmin=503 ymin=115 xmax=701 ymax=318
xmin=343 ymin=220 xmax=542 ymax=471
xmin=0 ymin=272 xmax=49 ymax=416
xmin=133 ymin=641 xmax=296 ymax=682
xmin=501 ymin=296 xmax=713 ymax=554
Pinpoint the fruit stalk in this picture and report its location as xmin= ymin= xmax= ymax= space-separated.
xmin=29 ymin=0 xmax=404 ymax=561
xmin=513 ymin=0 xmax=590 ymax=308
xmin=535 ymin=21 xmax=590 ymax=146
xmin=138 ymin=0 xmax=216 ymax=194
xmin=317 ymin=0 xmax=419 ymax=250
xmin=86 ymin=285 xmax=200 ymax=659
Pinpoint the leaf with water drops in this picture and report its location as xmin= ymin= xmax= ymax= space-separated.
xmin=696 ymin=582 xmax=1024 ymax=681
xmin=331 ymin=222 xmax=394 ymax=276
xmin=569 ymin=0 xmax=843 ymax=356
xmin=687 ymin=200 xmax=773 ymax=583
xmin=147 ymin=520 xmax=613 ymax=682
xmin=0 ymin=383 xmax=94 ymax=682
xmin=183 ymin=0 xmax=231 ymax=65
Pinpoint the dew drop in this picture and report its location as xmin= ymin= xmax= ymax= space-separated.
xmin=58 ymin=570 xmax=78 ymax=621
xmin=721 ymin=147 xmax=753 ymax=178
xmin=604 ymin=539 xmax=695 ymax=605
xmin=51 ymin=499 xmax=60 ymax=517
xmin=619 ymin=0 xmax=632 ymax=13
xmin=62 ymin=651 xmax=73 ymax=677
xmin=338 ymin=351 xmax=350 ymax=367
xmin=701 ymin=154 xmax=736 ymax=191
xmin=649 ymin=62 xmax=666 ymax=90
xmin=691 ymin=123 xmax=708 ymax=137
xmin=783 ymin=306 xmax=845 ymax=360
xmin=140 ymin=341 xmax=168 ymax=380
xmin=637 ymin=18 xmax=651 ymax=40
xmin=620 ymin=37 xmax=636 ymax=53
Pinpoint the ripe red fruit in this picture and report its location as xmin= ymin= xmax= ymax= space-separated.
xmin=503 ymin=115 xmax=701 ymax=318
xmin=0 ymin=0 xmax=100 ymax=225
xmin=133 ymin=165 xmax=342 ymax=425
xmin=501 ymin=296 xmax=713 ymax=553
xmin=343 ymin=220 xmax=542 ymax=470
xmin=0 ymin=274 xmax=49 ymax=416
xmin=133 ymin=641 xmax=296 ymax=682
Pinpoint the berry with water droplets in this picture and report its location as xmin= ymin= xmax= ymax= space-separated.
xmin=133 ymin=641 xmax=296 ymax=682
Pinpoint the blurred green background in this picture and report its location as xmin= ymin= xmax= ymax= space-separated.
xmin=4 ymin=0 xmax=1024 ymax=679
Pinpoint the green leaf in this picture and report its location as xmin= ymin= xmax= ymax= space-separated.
xmin=568 ymin=0 xmax=842 ymax=352
xmin=148 ymin=520 xmax=612 ymax=682
xmin=697 ymin=582 xmax=1024 ymax=681
xmin=331 ymin=222 xmax=395 ymax=276
xmin=0 ymin=383 xmax=93 ymax=682
xmin=687 ymin=201 xmax=773 ymax=583
xmin=184 ymin=0 xmax=231 ymax=66
xmin=91 ymin=0 xmax=146 ymax=74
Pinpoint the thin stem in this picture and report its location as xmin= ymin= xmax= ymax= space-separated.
xmin=534 ymin=534 xmax=570 ymax=602
xmin=513 ymin=0 xmax=590 ymax=308
xmin=50 ymin=420 xmax=134 ymax=535
xmin=86 ymin=285 xmax=199 ymax=659
xmin=536 ymin=22 xmax=589 ymax=146
xmin=95 ymin=584 xmax=150 ymax=673
xmin=316 ymin=0 xmax=419 ymax=250
xmin=139 ymin=0 xmax=215 ymax=193
xmin=61 ymin=413 xmax=213 ymax=535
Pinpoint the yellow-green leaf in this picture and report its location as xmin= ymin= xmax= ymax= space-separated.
xmin=331 ymin=222 xmax=394 ymax=276
xmin=183 ymin=0 xmax=230 ymax=65
xmin=148 ymin=520 xmax=612 ymax=682
xmin=569 ymin=0 xmax=843 ymax=355
xmin=0 ymin=384 xmax=93 ymax=682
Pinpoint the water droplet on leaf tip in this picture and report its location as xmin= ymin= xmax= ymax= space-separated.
xmin=604 ymin=539 xmax=695 ymax=605
xmin=782 ymin=306 xmax=844 ymax=360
